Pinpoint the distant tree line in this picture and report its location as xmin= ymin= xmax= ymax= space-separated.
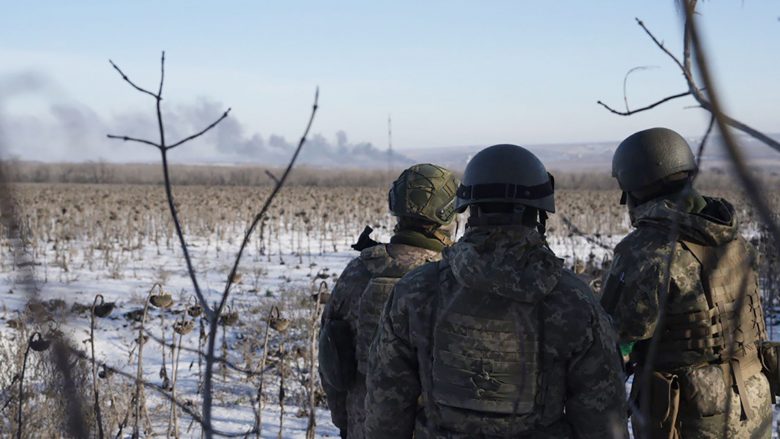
xmin=1 ymin=159 xmax=777 ymax=190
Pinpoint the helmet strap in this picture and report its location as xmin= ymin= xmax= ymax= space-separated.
xmin=537 ymin=210 xmax=548 ymax=238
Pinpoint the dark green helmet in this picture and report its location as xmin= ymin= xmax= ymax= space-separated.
xmin=455 ymin=144 xmax=555 ymax=213
xmin=388 ymin=163 xmax=459 ymax=225
xmin=612 ymin=127 xmax=696 ymax=193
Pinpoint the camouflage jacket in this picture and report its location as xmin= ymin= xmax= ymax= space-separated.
xmin=365 ymin=226 xmax=628 ymax=439
xmin=601 ymin=196 xmax=765 ymax=367
xmin=600 ymin=196 xmax=772 ymax=437
xmin=320 ymin=242 xmax=440 ymax=438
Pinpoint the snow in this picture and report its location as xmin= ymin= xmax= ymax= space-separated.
xmin=1 ymin=207 xmax=777 ymax=437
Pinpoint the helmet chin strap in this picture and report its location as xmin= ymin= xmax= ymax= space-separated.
xmin=537 ymin=210 xmax=548 ymax=238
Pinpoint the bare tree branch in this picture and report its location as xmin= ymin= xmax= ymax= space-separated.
xmin=105 ymin=134 xmax=161 ymax=149
xmin=141 ymin=328 xmax=277 ymax=377
xmin=265 ymin=170 xmax=280 ymax=185
xmin=630 ymin=11 xmax=780 ymax=154
xmin=635 ymin=18 xmax=693 ymax=84
xmin=600 ymin=0 xmax=780 ymax=155
xmin=202 ymin=86 xmax=320 ymax=436
xmin=623 ymin=66 xmax=658 ymax=112
xmin=611 ymin=3 xmax=780 ymax=437
xmin=108 ymin=60 xmax=159 ymax=100
xmin=167 ymin=109 xmax=232 ymax=150
xmin=684 ymin=2 xmax=780 ymax=252
xmin=597 ymin=91 xmax=691 ymax=116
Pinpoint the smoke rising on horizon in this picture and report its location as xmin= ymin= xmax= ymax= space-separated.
xmin=0 ymin=71 xmax=411 ymax=168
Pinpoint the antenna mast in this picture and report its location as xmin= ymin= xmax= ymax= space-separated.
xmin=387 ymin=114 xmax=394 ymax=174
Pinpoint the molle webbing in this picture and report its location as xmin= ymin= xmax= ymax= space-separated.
xmin=428 ymin=269 xmax=545 ymax=438
xmin=658 ymin=238 xmax=765 ymax=419
xmin=657 ymin=239 xmax=763 ymax=361
xmin=355 ymin=276 xmax=397 ymax=374
xmin=432 ymin=309 xmax=540 ymax=415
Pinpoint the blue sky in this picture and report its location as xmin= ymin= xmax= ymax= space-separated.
xmin=0 ymin=1 xmax=778 ymax=162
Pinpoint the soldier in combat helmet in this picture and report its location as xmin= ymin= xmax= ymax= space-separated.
xmin=318 ymin=163 xmax=460 ymax=439
xmin=601 ymin=127 xmax=773 ymax=438
xmin=364 ymin=144 xmax=628 ymax=438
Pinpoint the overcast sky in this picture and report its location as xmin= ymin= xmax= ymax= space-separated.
xmin=0 ymin=1 xmax=778 ymax=163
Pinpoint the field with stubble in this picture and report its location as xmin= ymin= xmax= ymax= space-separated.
xmin=1 ymin=182 xmax=778 ymax=437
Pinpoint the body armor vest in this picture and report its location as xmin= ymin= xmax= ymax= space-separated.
xmin=653 ymin=236 xmax=766 ymax=419
xmin=432 ymin=293 xmax=540 ymax=415
xmin=424 ymin=263 xmax=563 ymax=436
xmin=355 ymin=244 xmax=435 ymax=374
xmin=657 ymin=238 xmax=765 ymax=364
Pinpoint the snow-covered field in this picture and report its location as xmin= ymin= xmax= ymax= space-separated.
xmin=0 ymin=183 xmax=776 ymax=437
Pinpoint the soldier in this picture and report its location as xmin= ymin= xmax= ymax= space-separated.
xmin=318 ymin=163 xmax=460 ymax=439
xmin=365 ymin=144 xmax=629 ymax=438
xmin=601 ymin=127 xmax=773 ymax=438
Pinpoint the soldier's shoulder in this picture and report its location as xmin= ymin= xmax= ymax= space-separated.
xmin=343 ymin=254 xmax=371 ymax=274
xmin=381 ymin=261 xmax=441 ymax=319
xmin=542 ymin=268 xmax=612 ymax=354
xmin=359 ymin=243 xmax=390 ymax=263
xmin=612 ymin=225 xmax=673 ymax=267
xmin=616 ymin=224 xmax=667 ymax=250
xmin=333 ymin=256 xmax=372 ymax=289
xmin=395 ymin=260 xmax=441 ymax=291
xmin=548 ymin=268 xmax=601 ymax=312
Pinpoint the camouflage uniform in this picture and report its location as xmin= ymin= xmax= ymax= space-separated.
xmin=320 ymin=239 xmax=441 ymax=438
xmin=365 ymin=226 xmax=629 ymax=438
xmin=601 ymin=194 xmax=773 ymax=438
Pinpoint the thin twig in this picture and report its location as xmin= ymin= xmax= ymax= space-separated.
xmin=685 ymin=2 xmax=780 ymax=253
xmin=631 ymin=8 xmax=780 ymax=154
xmin=265 ymin=170 xmax=280 ymax=185
xmin=623 ymin=66 xmax=657 ymax=112
xmin=108 ymin=60 xmax=159 ymax=100
xmin=167 ymin=109 xmax=232 ymax=150
xmin=105 ymin=135 xmax=161 ymax=149
xmin=202 ymin=87 xmax=319 ymax=436
xmin=596 ymin=91 xmax=691 ymax=116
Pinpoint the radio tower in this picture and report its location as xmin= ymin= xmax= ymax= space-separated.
xmin=387 ymin=114 xmax=394 ymax=176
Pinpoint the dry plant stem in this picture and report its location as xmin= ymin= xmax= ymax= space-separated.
xmin=67 ymin=347 xmax=206 ymax=428
xmin=107 ymin=52 xmax=319 ymax=437
xmin=278 ymin=342 xmax=286 ymax=439
xmin=15 ymin=341 xmax=31 ymax=439
xmin=134 ymin=283 xmax=161 ymax=439
xmin=257 ymin=308 xmax=274 ymax=436
xmin=91 ymin=294 xmax=106 ymax=439
xmin=141 ymin=328 xmax=260 ymax=377
xmin=202 ymin=88 xmax=319 ymax=437
xmin=161 ymin=312 xmax=169 ymax=387
xmin=1 ymin=169 xmax=89 ymax=437
xmin=168 ymin=326 xmax=184 ymax=439
xmin=306 ymin=294 xmax=324 ymax=439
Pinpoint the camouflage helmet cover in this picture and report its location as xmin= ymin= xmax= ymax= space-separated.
xmin=388 ymin=163 xmax=460 ymax=225
xmin=612 ymin=127 xmax=696 ymax=193
xmin=455 ymin=144 xmax=555 ymax=213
